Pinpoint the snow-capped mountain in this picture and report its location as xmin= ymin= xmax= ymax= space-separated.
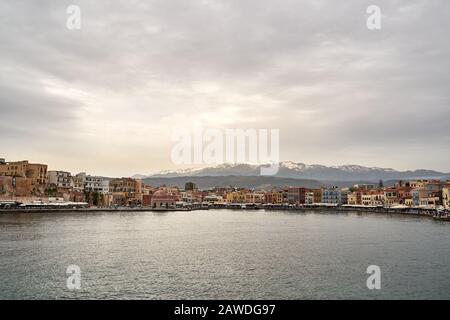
xmin=135 ymin=162 xmax=449 ymax=182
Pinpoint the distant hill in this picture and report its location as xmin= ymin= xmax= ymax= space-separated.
xmin=142 ymin=175 xmax=396 ymax=190
xmin=135 ymin=161 xmax=450 ymax=182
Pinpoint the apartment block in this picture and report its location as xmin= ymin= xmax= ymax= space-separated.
xmin=47 ymin=171 xmax=72 ymax=188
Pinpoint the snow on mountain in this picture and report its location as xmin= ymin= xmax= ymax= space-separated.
xmin=137 ymin=162 xmax=449 ymax=182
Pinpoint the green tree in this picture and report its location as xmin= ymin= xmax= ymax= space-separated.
xmin=92 ymin=191 xmax=100 ymax=206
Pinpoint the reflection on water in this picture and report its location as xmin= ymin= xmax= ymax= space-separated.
xmin=0 ymin=209 xmax=449 ymax=299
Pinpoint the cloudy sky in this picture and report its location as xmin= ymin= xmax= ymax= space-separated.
xmin=1 ymin=0 xmax=449 ymax=176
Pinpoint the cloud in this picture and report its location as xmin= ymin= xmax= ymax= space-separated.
xmin=0 ymin=0 xmax=449 ymax=175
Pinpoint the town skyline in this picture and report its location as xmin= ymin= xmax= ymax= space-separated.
xmin=1 ymin=155 xmax=450 ymax=179
xmin=1 ymin=155 xmax=449 ymax=212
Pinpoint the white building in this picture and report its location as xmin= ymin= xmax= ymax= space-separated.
xmin=47 ymin=171 xmax=73 ymax=188
xmin=85 ymin=175 xmax=109 ymax=194
xmin=305 ymin=192 xmax=314 ymax=204
xmin=73 ymin=172 xmax=109 ymax=194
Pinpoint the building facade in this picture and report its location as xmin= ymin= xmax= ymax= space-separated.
xmin=443 ymin=186 xmax=450 ymax=209
xmin=0 ymin=160 xmax=47 ymax=185
xmin=321 ymin=187 xmax=342 ymax=204
xmin=47 ymin=171 xmax=72 ymax=188
xmin=85 ymin=176 xmax=110 ymax=194
xmin=287 ymin=187 xmax=307 ymax=205
xmin=361 ymin=191 xmax=384 ymax=206
xmin=151 ymin=190 xmax=176 ymax=209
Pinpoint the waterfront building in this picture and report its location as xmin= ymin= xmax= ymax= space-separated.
xmin=244 ymin=192 xmax=265 ymax=204
xmin=192 ymin=191 xmax=204 ymax=203
xmin=73 ymin=173 xmax=86 ymax=192
xmin=443 ymin=186 xmax=450 ymax=209
xmin=109 ymin=178 xmax=142 ymax=205
xmin=425 ymin=196 xmax=440 ymax=207
xmin=0 ymin=159 xmax=47 ymax=185
xmin=180 ymin=191 xmax=194 ymax=203
xmin=347 ymin=192 xmax=358 ymax=205
xmin=411 ymin=188 xmax=440 ymax=207
xmin=226 ymin=190 xmax=247 ymax=203
xmin=340 ymin=189 xmax=350 ymax=205
xmin=27 ymin=163 xmax=48 ymax=185
xmin=348 ymin=190 xmax=366 ymax=205
xmin=150 ymin=190 xmax=176 ymax=209
xmin=384 ymin=187 xmax=400 ymax=207
xmin=141 ymin=194 xmax=152 ymax=207
xmin=305 ymin=191 xmax=314 ymax=204
xmin=141 ymin=184 xmax=153 ymax=195
xmin=85 ymin=176 xmax=110 ymax=194
xmin=321 ymin=187 xmax=342 ymax=204
xmin=185 ymin=182 xmax=197 ymax=191
xmin=157 ymin=185 xmax=181 ymax=200
xmin=203 ymin=194 xmax=224 ymax=204
xmin=408 ymin=180 xmax=429 ymax=189
xmin=73 ymin=172 xmax=110 ymax=194
xmin=212 ymin=187 xmax=229 ymax=198
xmin=404 ymin=197 xmax=413 ymax=207
xmin=109 ymin=178 xmax=140 ymax=194
xmin=264 ymin=192 xmax=273 ymax=204
xmin=423 ymin=180 xmax=442 ymax=193
xmin=353 ymin=184 xmax=375 ymax=191
xmin=47 ymin=171 xmax=72 ymax=188
xmin=361 ymin=190 xmax=384 ymax=206
xmin=412 ymin=188 xmax=424 ymax=206
xmin=287 ymin=187 xmax=307 ymax=205
xmin=312 ymin=188 xmax=322 ymax=203
xmin=397 ymin=187 xmax=412 ymax=204
xmin=0 ymin=176 xmax=33 ymax=198
xmin=269 ymin=189 xmax=284 ymax=204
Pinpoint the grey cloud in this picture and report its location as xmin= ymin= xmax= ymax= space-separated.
xmin=0 ymin=0 xmax=449 ymax=174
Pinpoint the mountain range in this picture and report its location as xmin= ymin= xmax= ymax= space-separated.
xmin=135 ymin=162 xmax=449 ymax=182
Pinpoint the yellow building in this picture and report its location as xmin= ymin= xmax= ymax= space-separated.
xmin=312 ymin=189 xmax=322 ymax=203
xmin=443 ymin=187 xmax=450 ymax=209
xmin=226 ymin=190 xmax=246 ymax=203
xmin=347 ymin=192 xmax=358 ymax=205
xmin=404 ymin=197 xmax=413 ymax=207
xmin=362 ymin=191 xmax=384 ymax=206
xmin=244 ymin=192 xmax=265 ymax=204
xmin=271 ymin=190 xmax=284 ymax=204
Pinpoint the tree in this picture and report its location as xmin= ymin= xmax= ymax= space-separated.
xmin=185 ymin=182 xmax=197 ymax=191
xmin=92 ymin=191 xmax=100 ymax=206
xmin=45 ymin=185 xmax=58 ymax=196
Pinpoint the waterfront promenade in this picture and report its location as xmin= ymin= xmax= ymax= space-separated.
xmin=1 ymin=204 xmax=449 ymax=221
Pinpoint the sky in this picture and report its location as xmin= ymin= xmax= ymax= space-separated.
xmin=1 ymin=0 xmax=449 ymax=177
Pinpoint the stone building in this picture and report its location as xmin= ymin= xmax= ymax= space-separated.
xmin=0 ymin=176 xmax=33 ymax=198
xmin=150 ymin=190 xmax=176 ymax=209
xmin=0 ymin=160 xmax=47 ymax=185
